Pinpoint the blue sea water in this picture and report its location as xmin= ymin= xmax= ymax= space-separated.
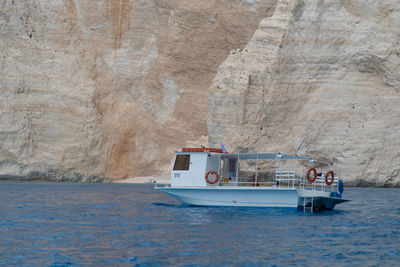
xmin=0 ymin=182 xmax=399 ymax=267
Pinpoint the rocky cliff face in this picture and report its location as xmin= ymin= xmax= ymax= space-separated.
xmin=209 ymin=0 xmax=400 ymax=186
xmin=1 ymin=0 xmax=399 ymax=186
xmin=0 ymin=0 xmax=276 ymax=181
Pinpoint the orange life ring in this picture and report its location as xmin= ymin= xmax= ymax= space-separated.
xmin=325 ymin=170 xmax=334 ymax=185
xmin=306 ymin=167 xmax=317 ymax=183
xmin=205 ymin=170 xmax=219 ymax=184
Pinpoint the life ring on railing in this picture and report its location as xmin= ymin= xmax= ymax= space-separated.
xmin=306 ymin=167 xmax=317 ymax=183
xmin=325 ymin=170 xmax=334 ymax=185
xmin=205 ymin=170 xmax=219 ymax=184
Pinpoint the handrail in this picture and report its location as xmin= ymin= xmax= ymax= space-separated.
xmin=154 ymin=182 xmax=171 ymax=188
xmin=160 ymin=167 xmax=340 ymax=192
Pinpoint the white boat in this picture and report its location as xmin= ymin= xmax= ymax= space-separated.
xmin=155 ymin=148 xmax=349 ymax=211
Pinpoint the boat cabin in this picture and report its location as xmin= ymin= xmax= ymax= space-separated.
xmin=171 ymin=148 xmax=318 ymax=188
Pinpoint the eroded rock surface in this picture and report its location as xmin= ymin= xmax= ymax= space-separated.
xmin=2 ymin=0 xmax=399 ymax=186
xmin=0 ymin=0 xmax=276 ymax=181
xmin=208 ymin=0 xmax=400 ymax=186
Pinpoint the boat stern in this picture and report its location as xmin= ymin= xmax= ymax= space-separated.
xmin=297 ymin=184 xmax=350 ymax=211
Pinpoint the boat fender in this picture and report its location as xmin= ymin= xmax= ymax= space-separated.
xmin=325 ymin=170 xmax=335 ymax=185
xmin=338 ymin=179 xmax=344 ymax=193
xmin=306 ymin=167 xmax=317 ymax=183
xmin=205 ymin=170 xmax=219 ymax=184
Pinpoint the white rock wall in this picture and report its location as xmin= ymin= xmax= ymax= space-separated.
xmin=0 ymin=0 xmax=105 ymax=181
xmin=208 ymin=0 xmax=400 ymax=187
xmin=0 ymin=0 xmax=276 ymax=181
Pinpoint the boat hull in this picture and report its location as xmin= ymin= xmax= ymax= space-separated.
xmin=298 ymin=196 xmax=349 ymax=211
xmin=156 ymin=187 xmax=298 ymax=207
xmin=296 ymin=189 xmax=349 ymax=211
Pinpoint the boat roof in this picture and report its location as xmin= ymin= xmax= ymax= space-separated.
xmin=176 ymin=151 xmax=311 ymax=161
xmin=221 ymin=153 xmax=311 ymax=160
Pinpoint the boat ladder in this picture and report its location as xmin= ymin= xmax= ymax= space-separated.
xmin=303 ymin=196 xmax=314 ymax=213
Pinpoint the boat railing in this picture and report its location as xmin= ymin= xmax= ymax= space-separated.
xmin=154 ymin=182 xmax=171 ymax=188
xmin=218 ymin=180 xmax=277 ymax=187
xmin=157 ymin=168 xmax=340 ymax=192
xmin=274 ymin=166 xmax=299 ymax=188
xmin=300 ymin=170 xmax=340 ymax=192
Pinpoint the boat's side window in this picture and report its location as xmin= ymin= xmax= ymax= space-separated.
xmin=229 ymin=159 xmax=236 ymax=172
xmin=173 ymin=155 xmax=190 ymax=171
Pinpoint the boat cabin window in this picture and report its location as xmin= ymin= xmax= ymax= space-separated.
xmin=229 ymin=159 xmax=236 ymax=172
xmin=173 ymin=155 xmax=190 ymax=171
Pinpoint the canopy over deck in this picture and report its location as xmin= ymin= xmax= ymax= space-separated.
xmin=176 ymin=151 xmax=311 ymax=161
xmin=221 ymin=153 xmax=311 ymax=161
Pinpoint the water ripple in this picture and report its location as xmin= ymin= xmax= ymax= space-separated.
xmin=0 ymin=182 xmax=399 ymax=266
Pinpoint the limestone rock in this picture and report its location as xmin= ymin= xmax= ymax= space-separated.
xmin=208 ymin=0 xmax=400 ymax=187
xmin=0 ymin=0 xmax=276 ymax=180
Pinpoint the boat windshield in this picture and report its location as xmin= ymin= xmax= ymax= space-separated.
xmin=173 ymin=155 xmax=190 ymax=170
